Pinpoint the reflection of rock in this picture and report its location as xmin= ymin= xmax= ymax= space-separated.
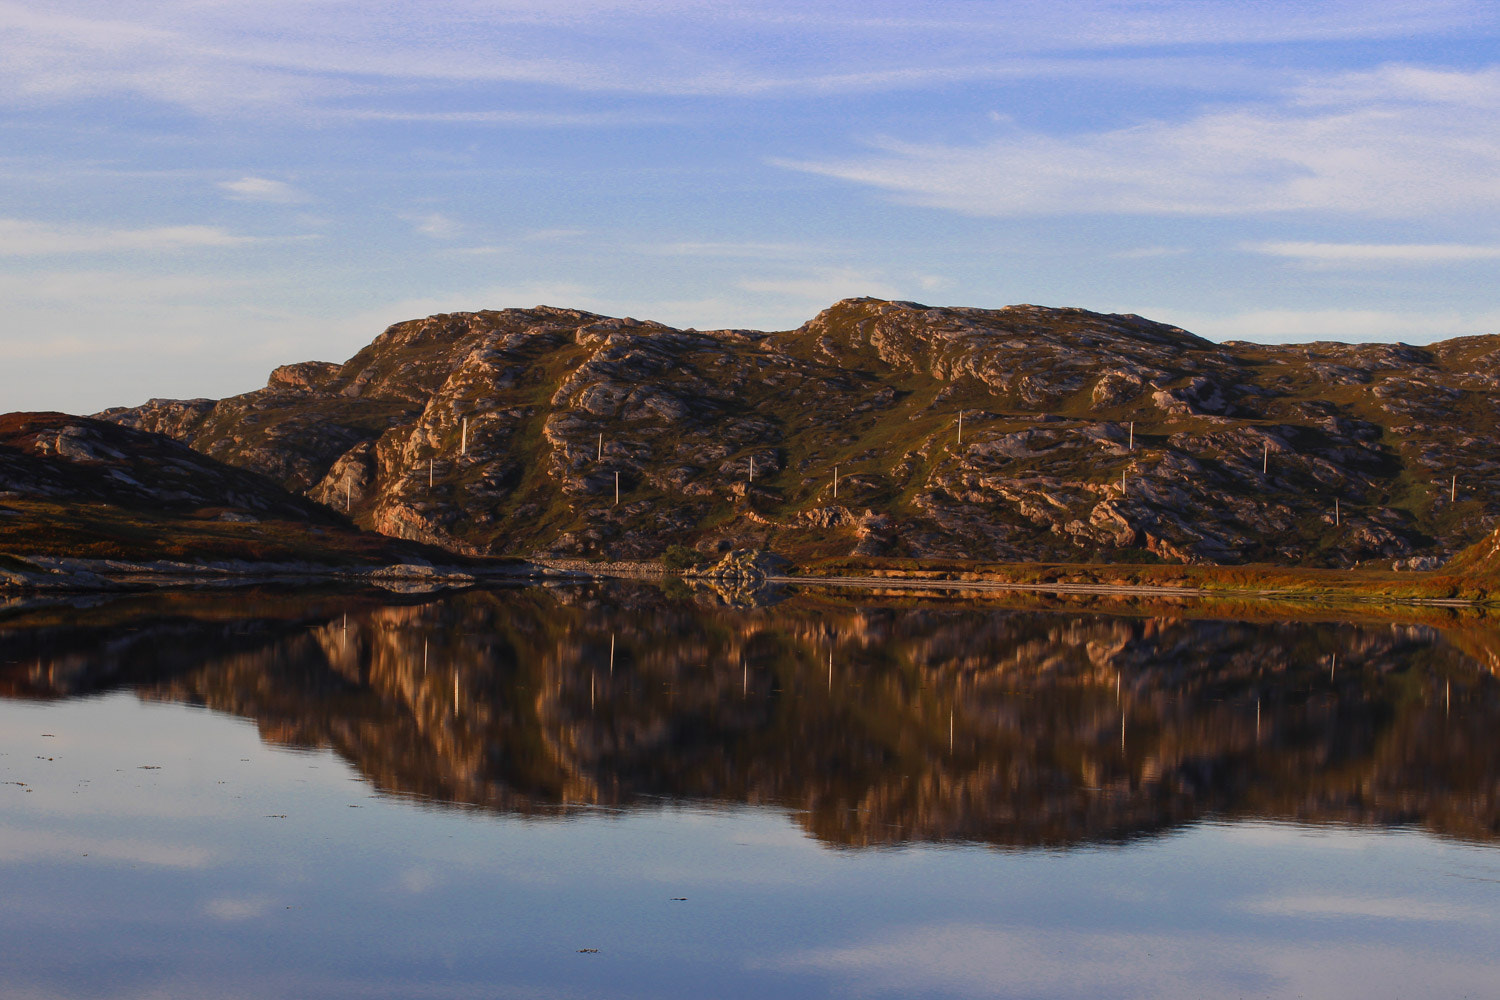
xmin=3 ymin=587 xmax=1500 ymax=848
xmin=685 ymin=576 xmax=786 ymax=609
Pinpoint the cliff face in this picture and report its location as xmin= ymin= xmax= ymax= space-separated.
xmin=98 ymin=298 xmax=1500 ymax=566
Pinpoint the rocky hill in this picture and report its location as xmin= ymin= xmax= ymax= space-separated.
xmin=0 ymin=412 xmax=439 ymax=565
xmin=98 ymin=298 xmax=1500 ymax=567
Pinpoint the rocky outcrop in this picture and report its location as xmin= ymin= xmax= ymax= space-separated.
xmin=91 ymin=298 xmax=1500 ymax=567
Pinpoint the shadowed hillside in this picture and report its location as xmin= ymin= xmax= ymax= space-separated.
xmin=0 ymin=412 xmax=444 ymax=565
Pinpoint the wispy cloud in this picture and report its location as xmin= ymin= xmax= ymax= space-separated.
xmin=1241 ymin=893 xmax=1485 ymax=921
xmin=334 ymin=108 xmax=677 ymax=127
xmin=1246 ymin=241 xmax=1500 ymax=265
xmin=0 ymin=218 xmax=257 ymax=254
xmin=1148 ymin=305 xmax=1500 ymax=343
xmin=0 ymin=824 xmax=212 ymax=868
xmin=523 ymin=228 xmax=587 ymax=242
xmin=218 ymin=176 xmax=307 ymax=203
xmin=737 ymin=267 xmax=900 ymax=303
xmin=405 ymin=213 xmax=462 ymax=239
xmin=771 ymin=918 xmax=1500 ymax=999
xmin=776 ymin=64 xmax=1500 ymax=219
xmin=1115 ymin=246 xmax=1191 ymax=259
xmin=0 ymin=1 xmax=1489 ymax=116
xmin=644 ymin=240 xmax=819 ymax=259
xmin=202 ymin=895 xmax=274 ymax=921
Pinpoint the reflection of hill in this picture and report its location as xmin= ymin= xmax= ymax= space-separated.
xmin=3 ymin=587 xmax=1499 ymax=848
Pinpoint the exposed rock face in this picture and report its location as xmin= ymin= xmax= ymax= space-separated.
xmin=96 ymin=298 xmax=1500 ymax=566
xmin=694 ymin=548 xmax=788 ymax=584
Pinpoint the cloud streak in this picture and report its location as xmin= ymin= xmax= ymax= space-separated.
xmin=0 ymin=218 xmax=257 ymax=254
xmin=1148 ymin=305 xmax=1500 ymax=343
xmin=1247 ymin=241 xmax=1500 ymax=264
xmin=218 ymin=176 xmax=307 ymax=203
xmin=777 ymin=64 xmax=1500 ymax=219
xmin=0 ymin=0 xmax=1491 ymax=115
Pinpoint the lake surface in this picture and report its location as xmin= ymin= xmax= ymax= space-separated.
xmin=3 ymin=583 xmax=1499 ymax=999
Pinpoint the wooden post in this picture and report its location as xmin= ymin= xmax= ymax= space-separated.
xmin=597 ymin=432 xmax=602 ymax=462
xmin=1127 ymin=421 xmax=1133 ymax=451
xmin=345 ymin=479 xmax=351 ymax=511
xmin=1263 ymin=440 xmax=1269 ymax=475
xmin=461 ymin=417 xmax=468 ymax=456
xmin=429 ymin=459 xmax=433 ymax=489
xmin=614 ymin=470 xmax=620 ymax=505
xmin=833 ymin=465 xmax=839 ymax=499
xmin=957 ymin=410 xmax=963 ymax=448
xmin=1452 ymin=475 xmax=1458 ymax=502
xmin=1334 ymin=498 xmax=1340 ymax=526
xmin=610 ymin=633 xmax=615 ymax=676
xmin=1121 ymin=470 xmax=1127 ymax=496
xmin=749 ymin=455 xmax=755 ymax=484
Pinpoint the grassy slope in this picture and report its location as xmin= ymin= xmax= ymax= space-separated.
xmin=0 ymin=497 xmax=470 ymax=566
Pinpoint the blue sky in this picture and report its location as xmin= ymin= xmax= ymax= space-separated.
xmin=4 ymin=0 xmax=1500 ymax=412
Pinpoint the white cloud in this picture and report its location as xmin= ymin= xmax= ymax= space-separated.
xmin=0 ymin=218 xmax=256 ymax=255
xmin=0 ymin=824 xmax=212 ymax=868
xmin=1148 ymin=305 xmax=1500 ymax=343
xmin=0 ymin=1 xmax=1489 ymax=115
xmin=1115 ymin=246 xmax=1191 ymax=259
xmin=772 ymin=920 xmax=1500 ymax=1000
xmin=737 ymin=267 xmax=901 ymax=303
xmin=1292 ymin=64 xmax=1500 ymax=108
xmin=1241 ymin=893 xmax=1485 ymax=922
xmin=202 ymin=895 xmax=273 ymax=921
xmin=218 ymin=176 xmax=307 ymax=203
xmin=334 ymin=108 xmax=677 ymax=127
xmin=1246 ymin=241 xmax=1500 ymax=265
xmin=446 ymin=245 xmax=511 ymax=256
xmin=522 ymin=228 xmax=587 ymax=242
xmin=777 ymin=64 xmax=1500 ymax=219
xmin=406 ymin=213 xmax=462 ymax=239
xmin=643 ymin=240 xmax=819 ymax=260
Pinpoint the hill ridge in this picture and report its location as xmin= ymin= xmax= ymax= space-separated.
xmin=93 ymin=298 xmax=1500 ymax=566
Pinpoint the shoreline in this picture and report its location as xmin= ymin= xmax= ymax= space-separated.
xmin=2 ymin=552 xmax=1492 ymax=611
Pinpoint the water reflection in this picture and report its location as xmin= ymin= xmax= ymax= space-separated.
xmin=3 ymin=585 xmax=1498 ymax=848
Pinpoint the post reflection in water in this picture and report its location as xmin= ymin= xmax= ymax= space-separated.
xmin=3 ymin=584 xmax=1500 ymax=849
xmin=5 ymin=584 xmax=1500 ymax=999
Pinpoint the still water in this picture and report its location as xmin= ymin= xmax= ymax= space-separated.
xmin=2 ymin=583 xmax=1499 ymax=999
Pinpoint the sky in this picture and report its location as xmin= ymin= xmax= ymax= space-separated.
xmin=3 ymin=0 xmax=1500 ymax=413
